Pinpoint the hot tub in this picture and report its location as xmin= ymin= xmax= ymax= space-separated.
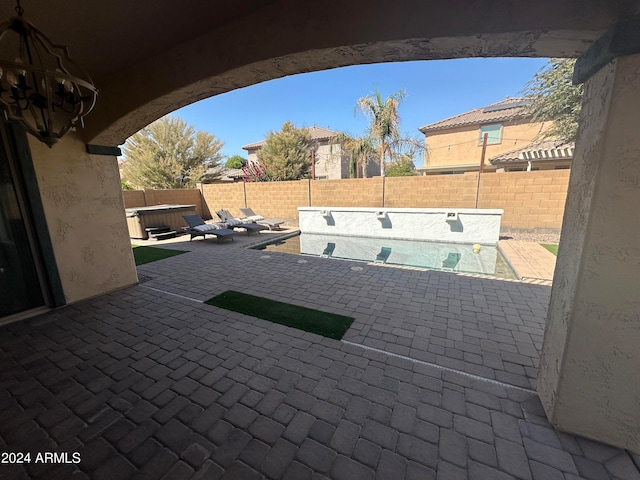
xmin=125 ymin=204 xmax=197 ymax=239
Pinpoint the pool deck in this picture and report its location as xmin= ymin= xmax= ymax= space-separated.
xmin=1 ymin=229 xmax=636 ymax=480
xmin=498 ymin=241 xmax=556 ymax=283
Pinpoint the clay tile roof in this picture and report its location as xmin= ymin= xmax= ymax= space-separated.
xmin=203 ymin=165 xmax=245 ymax=180
xmin=418 ymin=98 xmax=533 ymax=133
xmin=489 ymin=140 xmax=575 ymax=164
xmin=242 ymin=125 xmax=339 ymax=150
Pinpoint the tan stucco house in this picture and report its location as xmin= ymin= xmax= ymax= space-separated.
xmin=243 ymin=126 xmax=344 ymax=179
xmin=417 ymin=98 xmax=552 ymax=175
xmin=242 ymin=125 xmax=380 ymax=179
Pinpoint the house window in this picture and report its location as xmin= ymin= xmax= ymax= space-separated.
xmin=479 ymin=124 xmax=502 ymax=145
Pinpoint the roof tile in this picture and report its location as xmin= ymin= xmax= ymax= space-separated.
xmin=419 ymin=98 xmax=532 ymax=133
xmin=243 ymin=125 xmax=338 ymax=150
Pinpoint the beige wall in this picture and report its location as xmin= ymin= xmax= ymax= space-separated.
xmin=245 ymin=180 xmax=309 ymax=220
xmin=122 ymin=190 xmax=146 ymax=208
xmin=423 ymin=119 xmax=548 ymax=170
xmin=538 ymin=55 xmax=640 ymax=452
xmin=384 ymin=175 xmax=478 ymax=209
xmin=201 ymin=182 xmax=246 ymax=219
xmin=313 ymin=143 xmax=347 ymax=180
xmin=196 ymin=170 xmax=569 ymax=231
xmin=311 ymin=178 xmax=383 ymax=208
xmin=29 ymin=133 xmax=138 ymax=304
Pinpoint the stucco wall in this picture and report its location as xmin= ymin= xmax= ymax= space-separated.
xmin=29 ymin=133 xmax=138 ymax=304
xmin=538 ymin=55 xmax=640 ymax=452
xmin=423 ymin=119 xmax=548 ymax=169
xmin=313 ymin=143 xmax=346 ymax=179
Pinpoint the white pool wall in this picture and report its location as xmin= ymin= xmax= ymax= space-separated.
xmin=298 ymin=207 xmax=503 ymax=245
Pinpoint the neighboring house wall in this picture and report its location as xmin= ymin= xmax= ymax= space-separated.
xmin=423 ymin=118 xmax=546 ymax=172
xmin=315 ymin=141 xmax=342 ymax=180
xmin=246 ymin=149 xmax=259 ymax=165
xmin=313 ymin=141 xmax=348 ymax=179
xmin=244 ymin=137 xmax=350 ymax=180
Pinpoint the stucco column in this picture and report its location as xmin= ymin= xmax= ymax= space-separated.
xmin=28 ymin=133 xmax=139 ymax=304
xmin=538 ymin=53 xmax=640 ymax=452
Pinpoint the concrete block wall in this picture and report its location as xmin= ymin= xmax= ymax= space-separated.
xmin=311 ymin=178 xmax=384 ymax=208
xmin=478 ymin=170 xmax=569 ymax=230
xmin=122 ymin=190 xmax=146 ymax=208
xmin=201 ymin=183 xmax=245 ymax=219
xmin=245 ymin=180 xmax=309 ymax=220
xmin=126 ymin=170 xmax=570 ymax=231
xmin=384 ymin=175 xmax=478 ymax=209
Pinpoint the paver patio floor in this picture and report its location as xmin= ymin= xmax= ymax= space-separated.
xmin=137 ymin=234 xmax=548 ymax=391
xmin=1 ymin=233 xmax=638 ymax=479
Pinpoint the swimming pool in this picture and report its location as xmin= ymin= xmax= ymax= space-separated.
xmin=251 ymin=233 xmax=517 ymax=280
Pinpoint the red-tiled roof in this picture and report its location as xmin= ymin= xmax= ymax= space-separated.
xmin=242 ymin=125 xmax=338 ymax=150
xmin=419 ymin=98 xmax=533 ymax=133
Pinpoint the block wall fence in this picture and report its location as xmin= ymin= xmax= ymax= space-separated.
xmin=122 ymin=170 xmax=570 ymax=232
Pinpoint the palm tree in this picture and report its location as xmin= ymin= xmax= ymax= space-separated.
xmin=331 ymin=133 xmax=377 ymax=178
xmin=356 ymin=89 xmax=406 ymax=177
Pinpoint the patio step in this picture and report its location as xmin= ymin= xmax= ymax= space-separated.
xmin=149 ymin=230 xmax=177 ymax=240
xmin=145 ymin=225 xmax=176 ymax=240
xmin=145 ymin=225 xmax=171 ymax=234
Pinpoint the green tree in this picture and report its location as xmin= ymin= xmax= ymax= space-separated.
xmin=226 ymin=155 xmax=247 ymax=169
xmin=386 ymin=156 xmax=417 ymax=177
xmin=523 ymin=58 xmax=583 ymax=142
xmin=121 ymin=116 xmax=224 ymax=189
xmin=356 ymin=89 xmax=406 ymax=177
xmin=255 ymin=121 xmax=313 ymax=181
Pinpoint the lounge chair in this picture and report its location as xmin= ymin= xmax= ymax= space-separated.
xmin=239 ymin=207 xmax=285 ymax=230
xmin=182 ymin=214 xmax=237 ymax=243
xmin=215 ymin=209 xmax=265 ymax=235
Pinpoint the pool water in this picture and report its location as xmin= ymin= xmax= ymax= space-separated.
xmin=252 ymin=233 xmax=517 ymax=280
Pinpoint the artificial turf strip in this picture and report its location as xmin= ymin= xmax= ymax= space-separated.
xmin=132 ymin=245 xmax=188 ymax=265
xmin=205 ymin=290 xmax=354 ymax=340
xmin=541 ymin=243 xmax=559 ymax=256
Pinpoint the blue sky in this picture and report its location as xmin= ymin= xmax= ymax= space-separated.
xmin=173 ymin=57 xmax=548 ymax=167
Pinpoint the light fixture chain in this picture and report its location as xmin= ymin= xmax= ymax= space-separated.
xmin=15 ymin=0 xmax=24 ymax=16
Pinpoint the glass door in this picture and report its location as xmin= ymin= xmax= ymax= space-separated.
xmin=0 ymin=127 xmax=46 ymax=317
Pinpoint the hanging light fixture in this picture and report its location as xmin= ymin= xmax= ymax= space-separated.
xmin=0 ymin=0 xmax=98 ymax=147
